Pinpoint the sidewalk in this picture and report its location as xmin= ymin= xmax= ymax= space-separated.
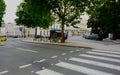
xmin=22 ymin=37 xmax=120 ymax=51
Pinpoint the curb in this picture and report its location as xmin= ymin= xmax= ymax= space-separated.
xmin=0 ymin=44 xmax=4 ymax=46
xmin=21 ymin=40 xmax=92 ymax=49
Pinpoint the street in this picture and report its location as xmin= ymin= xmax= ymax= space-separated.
xmin=0 ymin=38 xmax=120 ymax=75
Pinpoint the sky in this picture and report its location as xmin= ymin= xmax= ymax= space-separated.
xmin=3 ymin=0 xmax=89 ymax=23
xmin=3 ymin=0 xmax=23 ymax=23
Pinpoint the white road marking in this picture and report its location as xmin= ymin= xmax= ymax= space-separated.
xmin=76 ymin=49 xmax=80 ymax=51
xmin=16 ymin=48 xmax=37 ymax=53
xmin=61 ymin=53 xmax=66 ymax=55
xmin=51 ymin=64 xmax=54 ymax=66
xmin=92 ymin=50 xmax=120 ymax=55
xmin=69 ymin=57 xmax=120 ymax=71
xmin=56 ymin=62 xmax=113 ymax=75
xmin=0 ymin=71 xmax=8 ymax=75
xmin=80 ymin=54 xmax=120 ymax=63
xmin=87 ymin=51 xmax=120 ymax=58
xmin=33 ymin=59 xmax=46 ymax=63
xmin=70 ymin=51 xmax=74 ymax=53
xmin=51 ymin=56 xmax=58 ymax=58
xmin=81 ymin=48 xmax=85 ymax=50
xmin=35 ymin=69 xmax=64 ymax=75
xmin=19 ymin=64 xmax=32 ymax=69
xmin=42 ymin=67 xmax=45 ymax=70
xmin=65 ymin=58 xmax=68 ymax=60
xmin=31 ymin=71 xmax=34 ymax=73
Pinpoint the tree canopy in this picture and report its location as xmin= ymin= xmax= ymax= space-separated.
xmin=87 ymin=0 xmax=120 ymax=39
xmin=0 ymin=0 xmax=6 ymax=27
xmin=15 ymin=1 xmax=54 ymax=28
xmin=27 ymin=0 xmax=92 ymax=43
xmin=16 ymin=0 xmax=106 ymax=42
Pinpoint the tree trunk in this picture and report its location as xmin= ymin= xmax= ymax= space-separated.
xmin=0 ymin=27 xmax=1 ymax=34
xmin=112 ymin=33 xmax=117 ymax=40
xmin=61 ymin=20 xmax=65 ymax=43
xmin=23 ymin=27 xmax=26 ymax=38
xmin=35 ymin=27 xmax=37 ymax=38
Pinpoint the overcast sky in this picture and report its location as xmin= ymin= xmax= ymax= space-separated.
xmin=3 ymin=0 xmax=23 ymax=23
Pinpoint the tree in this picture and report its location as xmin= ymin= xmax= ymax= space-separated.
xmin=27 ymin=0 xmax=91 ymax=43
xmin=15 ymin=1 xmax=54 ymax=38
xmin=87 ymin=0 xmax=120 ymax=39
xmin=0 ymin=0 xmax=6 ymax=27
xmin=49 ymin=0 xmax=90 ymax=43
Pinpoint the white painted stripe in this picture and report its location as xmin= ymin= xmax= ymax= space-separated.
xmin=16 ymin=48 xmax=37 ymax=53
xmin=76 ymin=49 xmax=80 ymax=51
xmin=35 ymin=69 xmax=64 ymax=75
xmin=69 ymin=57 xmax=120 ymax=71
xmin=33 ymin=59 xmax=46 ymax=63
xmin=87 ymin=52 xmax=120 ymax=58
xmin=19 ymin=64 xmax=32 ymax=69
xmin=80 ymin=54 xmax=120 ymax=63
xmin=0 ymin=71 xmax=8 ymax=75
xmin=56 ymin=62 xmax=113 ymax=75
xmin=61 ymin=53 xmax=66 ymax=55
xmin=92 ymin=50 xmax=120 ymax=55
xmin=70 ymin=51 xmax=74 ymax=53
xmin=51 ymin=56 xmax=58 ymax=58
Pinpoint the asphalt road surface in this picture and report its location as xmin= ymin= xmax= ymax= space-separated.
xmin=0 ymin=38 xmax=120 ymax=75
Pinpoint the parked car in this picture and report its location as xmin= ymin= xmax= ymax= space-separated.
xmin=83 ymin=34 xmax=103 ymax=41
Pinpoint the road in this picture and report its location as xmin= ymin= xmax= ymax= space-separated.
xmin=0 ymin=38 xmax=120 ymax=75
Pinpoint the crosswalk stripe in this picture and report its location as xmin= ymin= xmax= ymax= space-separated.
xmin=0 ymin=71 xmax=8 ymax=75
xmin=92 ymin=50 xmax=120 ymax=55
xmin=56 ymin=62 xmax=114 ymax=75
xmin=69 ymin=57 xmax=120 ymax=71
xmin=80 ymin=54 xmax=120 ymax=63
xmin=19 ymin=64 xmax=32 ymax=69
xmin=87 ymin=52 xmax=120 ymax=58
xmin=35 ymin=69 xmax=64 ymax=75
xmin=33 ymin=59 xmax=46 ymax=63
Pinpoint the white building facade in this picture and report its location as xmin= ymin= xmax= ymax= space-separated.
xmin=0 ymin=19 xmax=90 ymax=37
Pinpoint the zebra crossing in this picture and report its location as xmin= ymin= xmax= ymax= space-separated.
xmin=35 ymin=49 xmax=120 ymax=75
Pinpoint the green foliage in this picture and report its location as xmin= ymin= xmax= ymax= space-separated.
xmin=87 ymin=0 xmax=120 ymax=39
xmin=17 ymin=0 xmax=99 ymax=42
xmin=49 ymin=0 xmax=90 ymax=42
xmin=17 ymin=0 xmax=91 ymax=43
xmin=15 ymin=1 xmax=54 ymax=28
xmin=0 ymin=0 xmax=6 ymax=26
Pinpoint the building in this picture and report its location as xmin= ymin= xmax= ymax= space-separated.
xmin=0 ymin=19 xmax=90 ymax=38
xmin=0 ymin=23 xmax=21 ymax=37
xmin=27 ymin=19 xmax=90 ymax=37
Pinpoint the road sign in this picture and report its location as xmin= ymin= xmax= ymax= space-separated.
xmin=19 ymin=26 xmax=23 ymax=32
